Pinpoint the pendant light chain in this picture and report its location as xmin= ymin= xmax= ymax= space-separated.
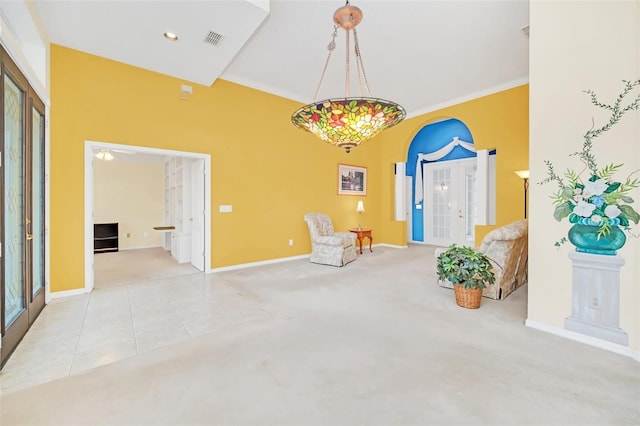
xmin=313 ymin=25 xmax=339 ymax=102
xmin=352 ymin=28 xmax=372 ymax=97
xmin=345 ymin=28 xmax=351 ymax=97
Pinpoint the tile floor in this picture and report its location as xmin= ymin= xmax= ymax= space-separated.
xmin=93 ymin=247 xmax=200 ymax=289
xmin=0 ymin=249 xmax=272 ymax=394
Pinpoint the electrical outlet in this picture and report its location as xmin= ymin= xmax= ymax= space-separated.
xmin=289 ymin=239 xmax=294 ymax=246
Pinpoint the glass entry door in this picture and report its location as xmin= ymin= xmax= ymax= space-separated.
xmin=28 ymin=99 xmax=46 ymax=323
xmin=423 ymin=158 xmax=477 ymax=247
xmin=1 ymin=47 xmax=46 ymax=366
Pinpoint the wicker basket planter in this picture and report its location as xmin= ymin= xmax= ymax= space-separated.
xmin=436 ymin=244 xmax=495 ymax=310
xmin=453 ymin=284 xmax=483 ymax=309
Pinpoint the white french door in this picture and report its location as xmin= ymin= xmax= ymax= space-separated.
xmin=423 ymin=158 xmax=477 ymax=247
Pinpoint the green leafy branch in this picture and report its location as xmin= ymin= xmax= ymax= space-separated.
xmin=596 ymin=163 xmax=623 ymax=181
xmin=574 ymin=79 xmax=640 ymax=175
xmin=539 ymin=160 xmax=566 ymax=191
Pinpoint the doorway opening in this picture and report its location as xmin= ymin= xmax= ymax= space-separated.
xmin=84 ymin=141 xmax=212 ymax=292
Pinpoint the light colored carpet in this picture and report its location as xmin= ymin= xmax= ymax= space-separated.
xmin=93 ymin=247 xmax=201 ymax=288
xmin=1 ymin=245 xmax=638 ymax=425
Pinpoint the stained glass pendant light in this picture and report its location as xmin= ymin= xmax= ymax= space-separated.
xmin=291 ymin=1 xmax=406 ymax=153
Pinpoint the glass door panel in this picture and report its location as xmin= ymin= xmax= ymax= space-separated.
xmin=3 ymin=74 xmax=26 ymax=328
xmin=464 ymin=163 xmax=478 ymax=244
xmin=29 ymin=103 xmax=46 ymax=322
xmin=31 ymin=106 xmax=45 ymax=296
xmin=432 ymin=168 xmax=452 ymax=242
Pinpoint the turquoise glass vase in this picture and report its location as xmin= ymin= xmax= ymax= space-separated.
xmin=567 ymin=224 xmax=626 ymax=255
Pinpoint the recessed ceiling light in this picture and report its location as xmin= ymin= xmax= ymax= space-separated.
xmin=163 ymin=32 xmax=178 ymax=41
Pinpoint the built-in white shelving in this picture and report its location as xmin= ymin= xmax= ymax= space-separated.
xmin=164 ymin=157 xmax=192 ymax=263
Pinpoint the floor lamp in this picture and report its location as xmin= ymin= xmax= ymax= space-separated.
xmin=514 ymin=170 xmax=530 ymax=219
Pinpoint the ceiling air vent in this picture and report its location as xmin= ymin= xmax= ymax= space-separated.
xmin=203 ymin=30 xmax=225 ymax=46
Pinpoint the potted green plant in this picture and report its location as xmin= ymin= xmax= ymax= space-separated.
xmin=436 ymin=244 xmax=496 ymax=309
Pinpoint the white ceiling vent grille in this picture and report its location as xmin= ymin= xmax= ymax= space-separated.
xmin=203 ymin=30 xmax=225 ymax=46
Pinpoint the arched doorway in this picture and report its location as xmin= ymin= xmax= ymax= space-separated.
xmin=405 ymin=118 xmax=495 ymax=246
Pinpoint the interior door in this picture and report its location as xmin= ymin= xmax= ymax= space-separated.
xmin=1 ymin=48 xmax=46 ymax=366
xmin=423 ymin=158 xmax=477 ymax=247
xmin=190 ymin=159 xmax=205 ymax=271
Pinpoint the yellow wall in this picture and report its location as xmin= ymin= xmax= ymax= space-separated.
xmin=49 ymin=45 xmax=382 ymax=292
xmin=376 ymin=85 xmax=529 ymax=245
xmin=50 ymin=45 xmax=528 ymax=293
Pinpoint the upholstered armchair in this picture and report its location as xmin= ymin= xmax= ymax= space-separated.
xmin=436 ymin=219 xmax=528 ymax=300
xmin=304 ymin=212 xmax=358 ymax=267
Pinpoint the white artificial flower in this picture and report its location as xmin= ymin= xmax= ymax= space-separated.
xmin=591 ymin=215 xmax=603 ymax=224
xmin=573 ymin=188 xmax=582 ymax=195
xmin=604 ymin=204 xmax=621 ymax=218
xmin=583 ymin=179 xmax=609 ymax=197
xmin=574 ymin=200 xmax=597 ymax=217
xmin=573 ymin=195 xmax=583 ymax=202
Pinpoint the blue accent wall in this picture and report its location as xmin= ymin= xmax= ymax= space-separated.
xmin=405 ymin=118 xmax=476 ymax=242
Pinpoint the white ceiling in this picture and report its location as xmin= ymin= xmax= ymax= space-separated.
xmin=28 ymin=0 xmax=529 ymax=162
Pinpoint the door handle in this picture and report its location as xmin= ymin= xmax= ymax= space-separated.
xmin=26 ymin=233 xmax=34 ymax=240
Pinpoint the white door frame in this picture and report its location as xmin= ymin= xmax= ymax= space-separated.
xmin=84 ymin=140 xmax=212 ymax=293
xmin=190 ymin=159 xmax=205 ymax=271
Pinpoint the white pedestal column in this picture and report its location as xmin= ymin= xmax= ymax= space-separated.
xmin=565 ymin=251 xmax=628 ymax=346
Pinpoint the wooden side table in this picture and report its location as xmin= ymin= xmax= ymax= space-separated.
xmin=349 ymin=228 xmax=373 ymax=254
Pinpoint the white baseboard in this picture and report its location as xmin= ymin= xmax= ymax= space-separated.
xmin=50 ymin=287 xmax=91 ymax=299
xmin=525 ymin=319 xmax=640 ymax=362
xmin=374 ymin=243 xmax=408 ymax=249
xmin=119 ymin=245 xmax=164 ymax=251
xmin=209 ymin=244 xmax=409 ymax=273
xmin=210 ymin=254 xmax=311 ymax=273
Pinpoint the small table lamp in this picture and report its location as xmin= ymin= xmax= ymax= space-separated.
xmin=356 ymin=200 xmax=365 ymax=230
xmin=514 ymin=170 xmax=529 ymax=219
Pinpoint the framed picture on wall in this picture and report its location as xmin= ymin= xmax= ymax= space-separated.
xmin=338 ymin=164 xmax=367 ymax=195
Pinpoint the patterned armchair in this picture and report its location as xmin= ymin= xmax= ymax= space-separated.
xmin=436 ymin=219 xmax=529 ymax=300
xmin=304 ymin=212 xmax=357 ymax=267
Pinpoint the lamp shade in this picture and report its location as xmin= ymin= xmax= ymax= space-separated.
xmin=290 ymin=2 xmax=405 ymax=153
xmin=292 ymin=98 xmax=406 ymax=153
xmin=356 ymin=200 xmax=365 ymax=213
xmin=514 ymin=170 xmax=529 ymax=179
